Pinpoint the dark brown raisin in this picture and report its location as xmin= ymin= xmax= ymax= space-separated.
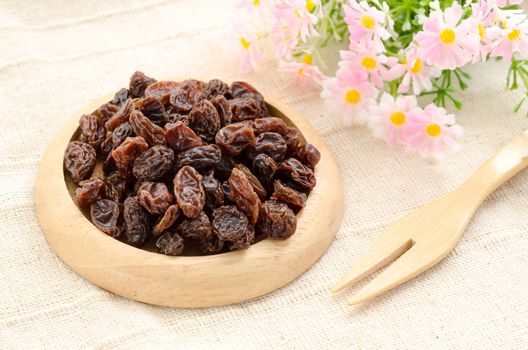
xmin=100 ymin=134 xmax=114 ymax=155
xmin=129 ymin=71 xmax=157 ymax=98
xmin=145 ymin=81 xmax=181 ymax=106
xmin=201 ymin=234 xmax=225 ymax=254
xmin=105 ymin=171 xmax=127 ymax=202
xmin=93 ymin=103 xmax=119 ymax=123
xmin=132 ymin=145 xmax=174 ymax=181
xmin=111 ymin=121 xmax=134 ymax=149
xmin=111 ymin=136 xmax=149 ymax=178
xmin=64 ymin=141 xmax=96 ymax=183
xmin=270 ymin=180 xmax=307 ymax=209
xmin=152 ymin=204 xmax=179 ymax=236
xmin=177 ymin=211 xmax=211 ymax=241
xmin=188 ymin=99 xmax=221 ymax=143
xmin=234 ymin=164 xmax=266 ymax=200
xmin=79 ymin=114 xmax=106 ymax=149
xmin=166 ymin=113 xmax=189 ymax=124
xmin=134 ymin=96 xmax=167 ymax=126
xmin=111 ymin=88 xmax=129 ymax=107
xmin=229 ymin=98 xmax=261 ymax=122
xmin=284 ymin=126 xmax=301 ymax=152
xmin=253 ymin=132 xmax=287 ymax=162
xmin=278 ymin=158 xmax=316 ymax=191
xmin=290 ymin=143 xmax=321 ymax=168
xmin=105 ymin=98 xmax=135 ymax=131
xmin=211 ymin=205 xmax=250 ymax=242
xmin=257 ymin=200 xmax=296 ymax=240
xmin=123 ymin=196 xmax=151 ymax=246
xmin=129 ymin=110 xmax=165 ymax=146
xmin=252 ymin=117 xmax=287 ymax=135
xmin=164 ymin=121 xmax=203 ymax=152
xmin=75 ymin=177 xmax=105 ymax=207
xmin=174 ymin=144 xmax=221 ymax=173
xmin=215 ymin=153 xmax=235 ymax=181
xmin=137 ymin=182 xmax=173 ymax=215
xmin=90 ymin=199 xmax=122 ymax=237
xmin=227 ymin=81 xmax=268 ymax=118
xmin=252 ymin=154 xmax=278 ymax=189
xmin=203 ymin=79 xmax=228 ymax=99
xmin=202 ymin=173 xmax=224 ymax=211
xmin=227 ymin=224 xmax=254 ymax=251
xmin=173 ymin=166 xmax=205 ymax=218
xmin=169 ymin=79 xmax=203 ymax=113
xmin=156 ymin=230 xmax=184 ymax=256
xmin=229 ymin=167 xmax=261 ymax=225
xmin=215 ymin=123 xmax=256 ymax=156
xmin=210 ymin=95 xmax=232 ymax=126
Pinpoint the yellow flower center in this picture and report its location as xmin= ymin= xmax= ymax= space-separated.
xmin=344 ymin=89 xmax=361 ymax=104
xmin=297 ymin=68 xmax=304 ymax=76
xmin=361 ymin=56 xmax=377 ymax=70
xmin=502 ymin=21 xmax=508 ymax=29
xmin=361 ymin=15 xmax=375 ymax=30
xmin=478 ymin=23 xmax=485 ymax=40
xmin=302 ymin=54 xmax=313 ymax=65
xmin=240 ymin=37 xmax=251 ymax=50
xmin=253 ymin=0 xmax=260 ymax=6
xmin=439 ymin=29 xmax=456 ymax=44
xmin=410 ymin=58 xmax=422 ymax=74
xmin=390 ymin=112 xmax=406 ymax=126
xmin=426 ymin=123 xmax=442 ymax=137
xmin=306 ymin=0 xmax=316 ymax=13
xmin=508 ymin=29 xmax=521 ymax=41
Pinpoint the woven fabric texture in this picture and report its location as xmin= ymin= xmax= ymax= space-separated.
xmin=1 ymin=1 xmax=527 ymax=349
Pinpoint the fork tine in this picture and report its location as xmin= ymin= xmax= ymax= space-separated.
xmin=331 ymin=235 xmax=413 ymax=293
xmin=346 ymin=243 xmax=438 ymax=305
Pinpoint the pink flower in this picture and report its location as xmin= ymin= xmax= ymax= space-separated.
xmin=344 ymin=0 xmax=391 ymax=53
xmin=227 ymin=24 xmax=265 ymax=73
xmin=415 ymin=3 xmax=480 ymax=70
xmin=470 ymin=0 xmax=500 ymax=62
xmin=496 ymin=0 xmax=523 ymax=7
xmin=389 ymin=46 xmax=441 ymax=95
xmin=273 ymin=0 xmax=318 ymax=42
xmin=271 ymin=23 xmax=299 ymax=59
xmin=279 ymin=54 xmax=325 ymax=87
xmin=338 ymin=41 xmax=397 ymax=88
xmin=490 ymin=14 xmax=528 ymax=61
xmin=321 ymin=69 xmax=378 ymax=124
xmin=236 ymin=0 xmax=272 ymax=16
xmin=369 ymin=93 xmax=423 ymax=146
xmin=402 ymin=103 xmax=463 ymax=159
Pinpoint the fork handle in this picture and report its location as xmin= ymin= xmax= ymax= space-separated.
xmin=456 ymin=131 xmax=528 ymax=205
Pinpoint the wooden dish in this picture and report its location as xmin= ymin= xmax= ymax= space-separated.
xmin=35 ymin=86 xmax=343 ymax=308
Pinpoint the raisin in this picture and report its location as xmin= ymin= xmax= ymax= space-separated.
xmin=123 ymin=196 xmax=151 ymax=246
xmin=105 ymin=98 xmax=135 ymax=131
xmin=152 ymin=204 xmax=179 ymax=236
xmin=145 ymin=81 xmax=181 ymax=106
xmin=215 ymin=153 xmax=235 ymax=181
xmin=111 ymin=88 xmax=129 ymax=107
xmin=137 ymin=182 xmax=173 ymax=215
xmin=111 ymin=136 xmax=149 ymax=178
xmin=270 ymin=180 xmax=307 ymax=209
xmin=257 ymin=200 xmax=297 ymax=240
xmin=173 ymin=166 xmax=205 ymax=218
xmin=253 ymin=132 xmax=287 ymax=162
xmin=167 ymin=113 xmax=189 ymax=124
xmin=290 ymin=143 xmax=321 ymax=168
xmin=90 ymin=199 xmax=122 ymax=237
xmin=174 ymin=145 xmax=221 ymax=173
xmin=132 ymin=145 xmax=174 ymax=181
xmin=221 ymin=181 xmax=234 ymax=203
xmin=177 ymin=211 xmax=211 ymax=241
xmin=100 ymin=135 xmax=114 ymax=155
xmin=211 ymin=205 xmax=250 ymax=242
xmin=227 ymin=224 xmax=254 ymax=251
xmin=252 ymin=117 xmax=287 ymax=135
xmin=75 ymin=177 xmax=105 ymax=207
xmin=129 ymin=110 xmax=165 ymax=146
xmin=227 ymin=81 xmax=268 ymax=118
xmin=164 ymin=121 xmax=203 ymax=152
xmin=215 ymin=123 xmax=256 ymax=156
xmin=229 ymin=98 xmax=261 ymax=122
xmin=234 ymin=164 xmax=266 ymax=199
xmin=210 ymin=95 xmax=232 ymax=126
xmin=203 ymin=79 xmax=228 ymax=99
xmin=93 ymin=103 xmax=119 ymax=123
xmin=111 ymin=121 xmax=134 ymax=149
xmin=105 ymin=171 xmax=127 ymax=202
xmin=103 ymin=151 xmax=116 ymax=174
xmin=284 ymin=126 xmax=301 ymax=152
xmin=278 ymin=158 xmax=316 ymax=191
xmin=201 ymin=234 xmax=225 ymax=254
xmin=64 ymin=141 xmax=96 ymax=183
xmin=79 ymin=114 xmax=106 ymax=149
xmin=169 ymin=79 xmax=203 ymax=113
xmin=156 ymin=231 xmax=184 ymax=256
xmin=202 ymin=173 xmax=224 ymax=211
xmin=252 ymin=154 xmax=278 ymax=189
xmin=134 ymin=96 xmax=167 ymax=126
xmin=188 ymin=99 xmax=221 ymax=143
xmin=129 ymin=71 xmax=157 ymax=98
xmin=229 ymin=167 xmax=261 ymax=225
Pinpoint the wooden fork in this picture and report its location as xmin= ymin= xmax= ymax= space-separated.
xmin=333 ymin=131 xmax=528 ymax=305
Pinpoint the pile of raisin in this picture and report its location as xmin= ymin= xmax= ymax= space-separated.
xmin=64 ymin=72 xmax=320 ymax=256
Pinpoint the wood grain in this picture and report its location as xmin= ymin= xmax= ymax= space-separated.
xmin=35 ymin=88 xmax=344 ymax=308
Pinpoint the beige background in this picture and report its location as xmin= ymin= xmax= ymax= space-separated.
xmin=1 ymin=1 xmax=527 ymax=348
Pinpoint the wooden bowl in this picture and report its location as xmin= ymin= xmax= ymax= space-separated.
xmin=35 ymin=87 xmax=343 ymax=308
